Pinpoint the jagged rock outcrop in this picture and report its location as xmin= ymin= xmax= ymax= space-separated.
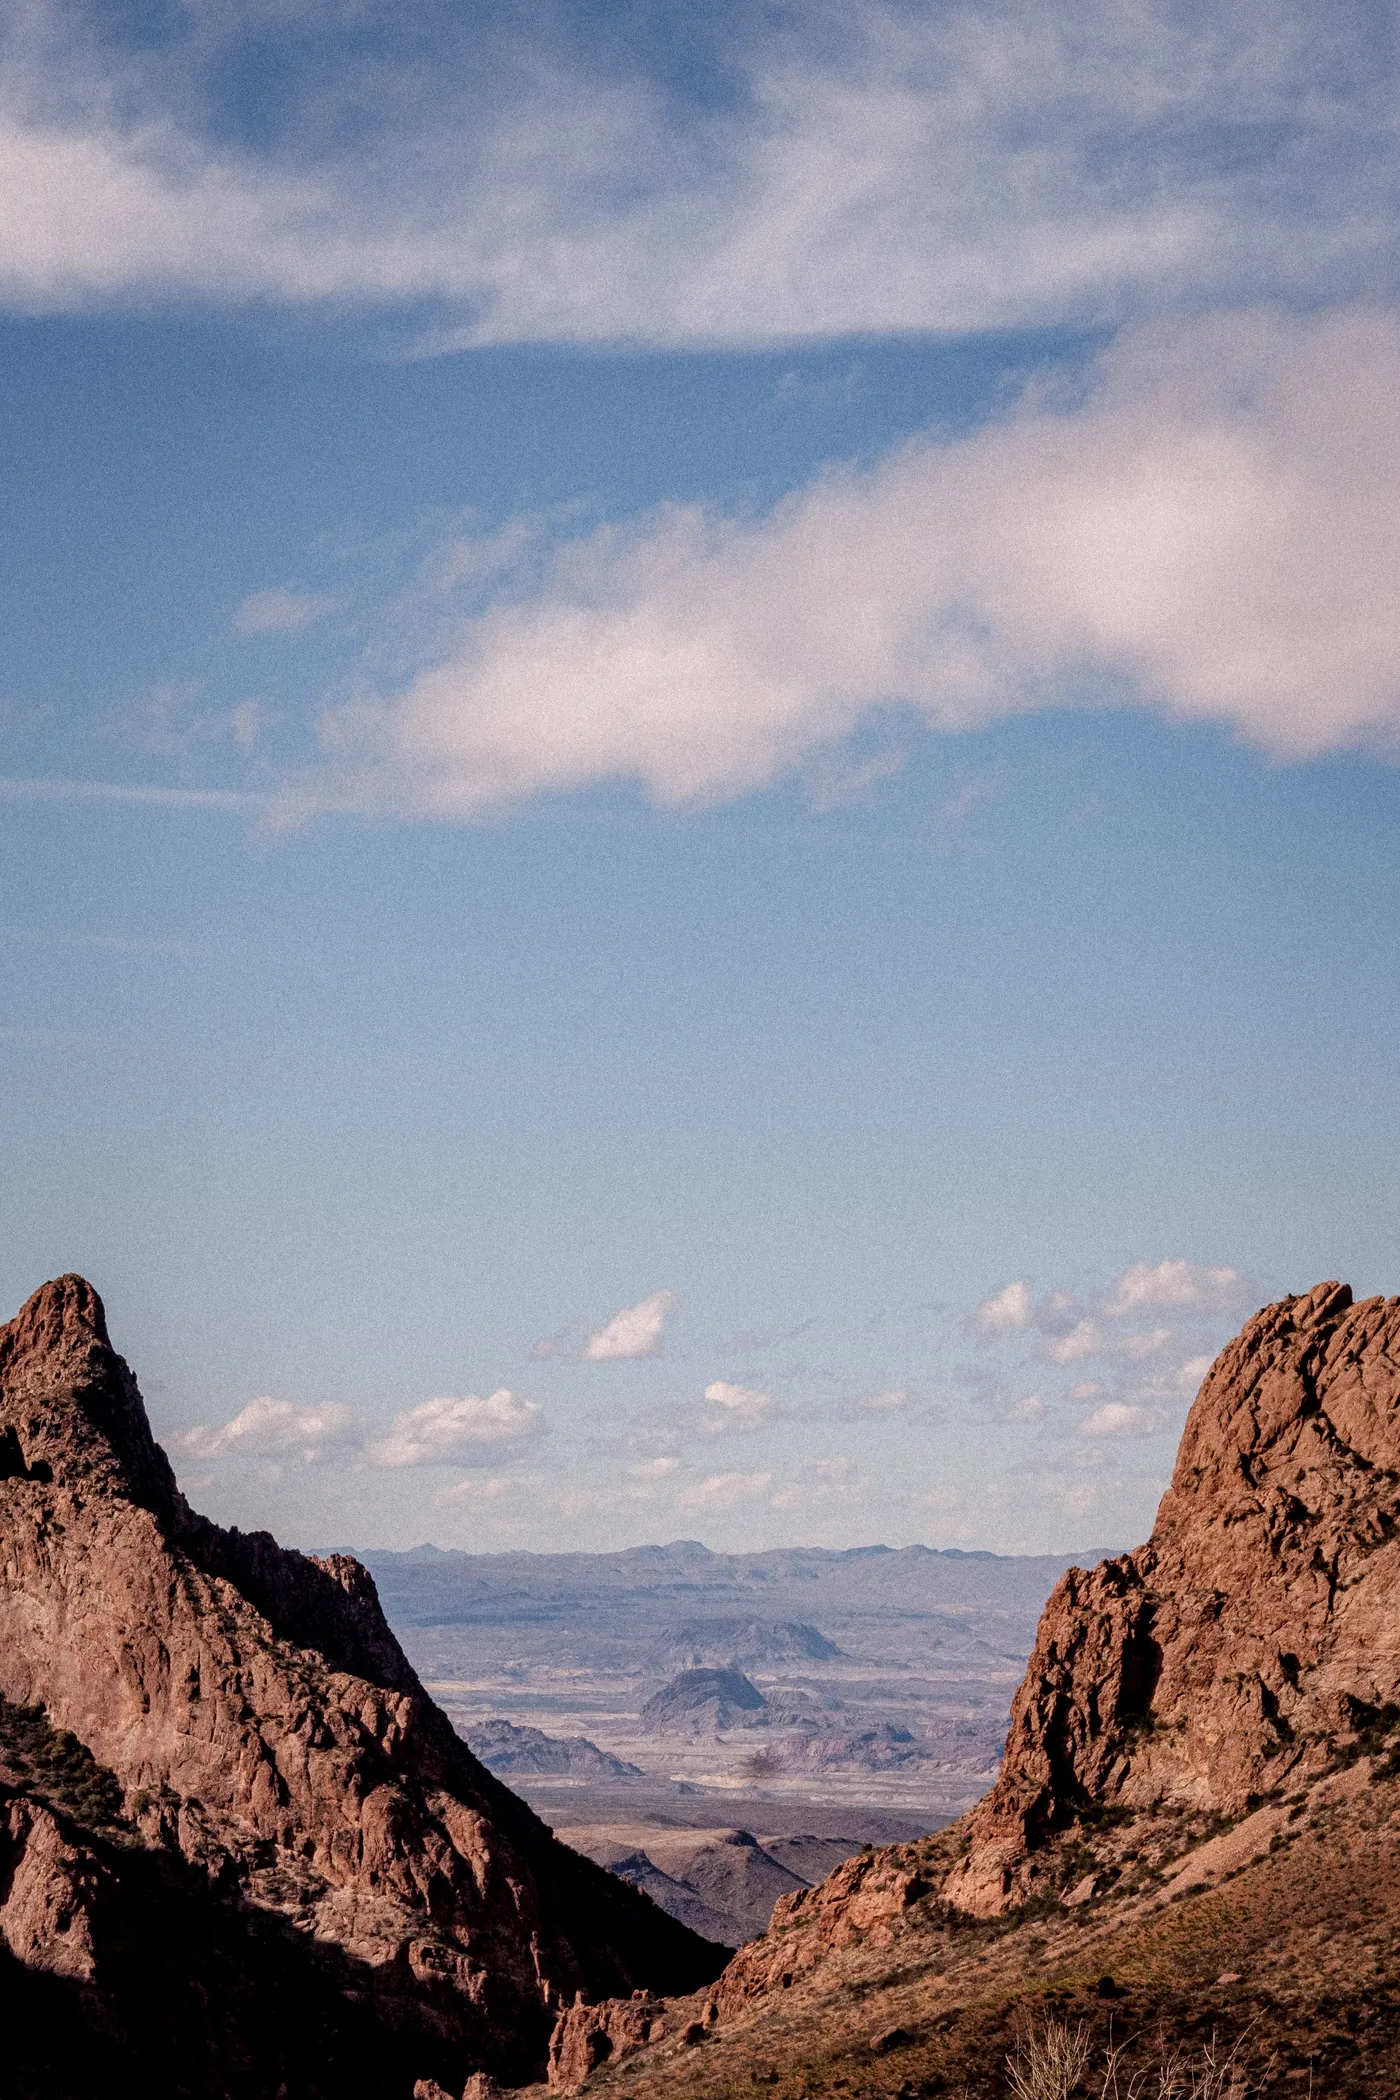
xmin=946 ymin=1281 xmax=1400 ymax=1913
xmin=0 ymin=1276 xmax=724 ymax=2096
xmin=547 ymin=1992 xmax=670 ymax=2090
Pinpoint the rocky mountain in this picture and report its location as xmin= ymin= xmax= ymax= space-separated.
xmin=648 ymin=1621 xmax=840 ymax=1670
xmin=541 ymin=1284 xmax=1400 ymax=2100
xmin=945 ymin=1278 xmax=1400 ymax=1913
xmin=640 ymin=1670 xmax=767 ymax=1734
xmin=0 ymin=1276 xmax=723 ymax=2100
xmin=465 ymin=1717 xmax=644 ymax=1781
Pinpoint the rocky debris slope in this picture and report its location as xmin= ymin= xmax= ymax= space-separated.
xmin=0 ymin=1276 xmax=723 ymax=2098
xmin=945 ymin=1280 xmax=1400 ymax=1913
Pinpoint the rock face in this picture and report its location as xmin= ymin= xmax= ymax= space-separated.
xmin=0 ymin=1276 xmax=724 ymax=2096
xmin=947 ymin=1281 xmax=1400 ymax=1913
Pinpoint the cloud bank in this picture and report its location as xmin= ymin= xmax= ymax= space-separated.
xmin=281 ymin=310 xmax=1400 ymax=821
xmin=1 ymin=1 xmax=1396 ymax=342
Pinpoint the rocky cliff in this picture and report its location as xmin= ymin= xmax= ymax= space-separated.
xmin=0 ymin=1275 xmax=724 ymax=2098
xmin=946 ymin=1280 xmax=1400 ymax=1912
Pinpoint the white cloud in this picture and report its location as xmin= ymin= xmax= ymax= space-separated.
xmin=677 ymin=1469 xmax=773 ymax=1511
xmin=368 ymin=1390 xmax=542 ymax=1468
xmin=1103 ymin=1258 xmax=1242 ymax=1317
xmin=702 ymin=1379 xmax=774 ymax=1432
xmin=977 ymin=1281 xmax=1032 ymax=1334
xmin=860 ymin=1386 xmax=909 ymax=1412
xmin=282 ymin=312 xmax=1400 ymax=823
xmin=629 ymin=1455 xmax=682 ymax=1478
xmin=582 ymin=1289 xmax=677 ymax=1361
xmin=1120 ymin=1327 xmax=1172 ymax=1360
xmin=1078 ymin=1400 xmax=1169 ymax=1438
xmin=1176 ymin=1353 xmax=1216 ymax=1391
xmin=172 ymin=1395 xmax=360 ymax=1466
xmin=1070 ymin=1382 xmax=1102 ymax=1402
xmin=234 ymin=587 xmax=332 ymax=636
xmin=1044 ymin=1319 xmax=1103 ymax=1365
xmin=1007 ymin=1394 xmax=1044 ymax=1421
xmin=0 ymin=5 xmax=1396 ymax=342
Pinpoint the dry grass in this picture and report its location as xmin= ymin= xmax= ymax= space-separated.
xmin=1008 ymin=2022 xmax=1258 ymax=2100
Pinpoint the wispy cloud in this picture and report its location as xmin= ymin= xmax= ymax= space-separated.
xmin=0 ymin=3 xmax=1395 ymax=343
xmin=1103 ymin=1258 xmax=1243 ymax=1317
xmin=172 ymin=1396 xmax=361 ymax=1465
xmin=677 ymin=1469 xmax=773 ymax=1511
xmin=234 ymin=587 xmax=333 ymax=636
xmin=582 ymin=1289 xmax=677 ymax=1361
xmin=0 ymin=777 xmax=264 ymax=811
xmin=1078 ymin=1400 xmax=1169 ymax=1439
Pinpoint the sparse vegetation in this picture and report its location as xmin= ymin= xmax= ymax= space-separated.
xmin=0 ymin=1691 xmax=126 ymax=1829
xmin=1008 ymin=2023 xmax=1256 ymax=2100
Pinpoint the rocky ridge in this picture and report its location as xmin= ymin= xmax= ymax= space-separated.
xmin=0 ymin=1275 xmax=723 ymax=2098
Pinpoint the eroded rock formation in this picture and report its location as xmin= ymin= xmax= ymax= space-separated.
xmin=0 ymin=1275 xmax=723 ymax=2097
xmin=946 ymin=1280 xmax=1400 ymax=1912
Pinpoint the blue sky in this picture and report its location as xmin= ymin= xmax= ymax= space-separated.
xmin=2 ymin=0 xmax=1399 ymax=1556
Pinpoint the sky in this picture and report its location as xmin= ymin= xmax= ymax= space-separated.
xmin=2 ymin=0 xmax=1399 ymax=1558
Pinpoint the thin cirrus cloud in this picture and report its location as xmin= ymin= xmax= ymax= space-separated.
xmin=582 ymin=1290 xmax=678 ymax=1362
xmin=233 ymin=588 xmax=333 ymax=637
xmin=171 ymin=1395 xmax=361 ymax=1465
xmin=0 ymin=3 xmax=1396 ymax=341
xmin=281 ymin=311 xmax=1400 ymax=825
xmin=366 ymin=1389 xmax=542 ymax=1468
xmin=1078 ymin=1400 xmax=1170 ymax=1438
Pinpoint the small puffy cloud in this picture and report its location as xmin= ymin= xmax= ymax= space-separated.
xmin=1044 ymin=1319 xmax=1102 ymax=1364
xmin=583 ymin=1290 xmax=677 ymax=1361
xmin=368 ymin=1390 xmax=541 ymax=1468
xmin=1078 ymin=1400 xmax=1169 ymax=1438
xmin=977 ymin=1281 xmax=1032 ymax=1334
xmin=172 ymin=1396 xmax=360 ymax=1466
xmin=1104 ymin=1259 xmax=1242 ymax=1318
xmin=234 ymin=587 xmax=332 ymax=636
xmin=1007 ymin=1394 xmax=1044 ymax=1422
xmin=1070 ymin=1381 xmax=1102 ymax=1401
xmin=1120 ymin=1327 xmax=1172 ymax=1360
xmin=860 ymin=1386 xmax=909 ymax=1412
xmin=629 ymin=1455 xmax=681 ymax=1478
xmin=677 ymin=1470 xmax=773 ymax=1511
xmin=702 ymin=1380 xmax=774 ymax=1432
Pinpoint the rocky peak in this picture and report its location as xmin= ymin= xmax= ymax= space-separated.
xmin=0 ymin=1275 xmax=179 ymax=1513
xmin=945 ymin=1281 xmax=1400 ymax=1914
xmin=0 ymin=1275 xmax=724 ymax=2092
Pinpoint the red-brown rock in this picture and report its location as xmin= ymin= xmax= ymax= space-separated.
xmin=0 ymin=1276 xmax=725 ymax=2095
xmin=547 ymin=1994 xmax=668 ymax=2090
xmin=946 ymin=1282 xmax=1400 ymax=1912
